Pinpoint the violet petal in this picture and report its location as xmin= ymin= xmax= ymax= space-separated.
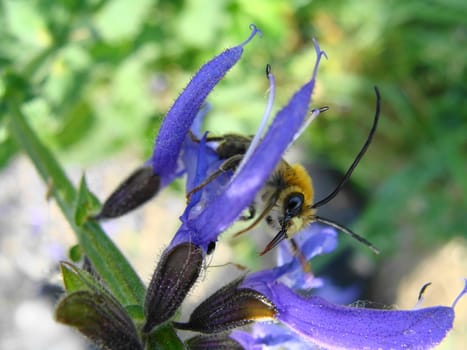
xmin=194 ymin=43 xmax=326 ymax=242
xmin=231 ymin=323 xmax=316 ymax=350
xmin=152 ymin=26 xmax=260 ymax=183
xmin=257 ymin=283 xmax=455 ymax=350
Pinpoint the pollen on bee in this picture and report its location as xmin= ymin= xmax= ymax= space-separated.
xmin=284 ymin=164 xmax=314 ymax=205
xmin=289 ymin=216 xmax=305 ymax=235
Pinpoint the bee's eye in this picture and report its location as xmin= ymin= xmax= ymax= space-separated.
xmin=285 ymin=192 xmax=304 ymax=216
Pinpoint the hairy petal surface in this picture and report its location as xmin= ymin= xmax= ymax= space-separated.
xmin=152 ymin=26 xmax=260 ymax=185
xmin=143 ymin=243 xmax=203 ymax=333
xmin=194 ymin=43 xmax=326 ymax=243
xmin=245 ymin=281 xmax=457 ymax=350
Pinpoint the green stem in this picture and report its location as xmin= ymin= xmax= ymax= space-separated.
xmin=6 ymin=101 xmax=145 ymax=307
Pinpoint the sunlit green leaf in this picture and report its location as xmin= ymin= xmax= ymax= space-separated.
xmin=75 ymin=174 xmax=101 ymax=226
xmin=68 ymin=244 xmax=83 ymax=263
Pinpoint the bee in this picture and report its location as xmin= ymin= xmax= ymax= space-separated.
xmin=189 ymin=87 xmax=381 ymax=256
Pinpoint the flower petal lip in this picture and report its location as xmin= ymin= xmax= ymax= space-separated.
xmin=231 ymin=323 xmax=317 ymax=350
xmin=194 ymin=40 xmax=327 ymax=241
xmin=244 ymin=281 xmax=459 ymax=350
xmin=277 ymin=225 xmax=337 ymax=267
xmin=152 ymin=25 xmax=261 ymax=186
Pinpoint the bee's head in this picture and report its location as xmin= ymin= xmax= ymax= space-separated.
xmin=282 ymin=191 xmax=316 ymax=236
xmin=259 ymin=191 xmax=315 ymax=256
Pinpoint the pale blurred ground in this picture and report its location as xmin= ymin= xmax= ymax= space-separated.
xmin=0 ymin=154 xmax=465 ymax=349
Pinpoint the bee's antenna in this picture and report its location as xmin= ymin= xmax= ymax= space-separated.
xmin=417 ymin=282 xmax=432 ymax=302
xmin=311 ymin=86 xmax=381 ymax=209
xmin=313 ymin=216 xmax=379 ymax=254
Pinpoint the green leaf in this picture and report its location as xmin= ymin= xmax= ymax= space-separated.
xmin=125 ymin=304 xmax=145 ymax=323
xmin=0 ymin=136 xmax=18 ymax=170
xmin=6 ymin=101 xmax=145 ymax=307
xmin=61 ymin=262 xmax=89 ymax=293
xmin=68 ymin=244 xmax=83 ymax=262
xmin=144 ymin=323 xmax=185 ymax=350
xmin=3 ymin=70 xmax=34 ymax=102
xmin=60 ymin=261 xmax=110 ymax=295
xmin=75 ymin=174 xmax=101 ymax=226
xmin=54 ymin=100 xmax=95 ymax=149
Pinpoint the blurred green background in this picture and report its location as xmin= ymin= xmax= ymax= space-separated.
xmin=1 ymin=0 xmax=466 ymax=348
xmin=2 ymin=0 xmax=465 ymax=250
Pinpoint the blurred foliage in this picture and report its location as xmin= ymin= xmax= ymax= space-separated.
xmin=1 ymin=0 xmax=466 ymax=254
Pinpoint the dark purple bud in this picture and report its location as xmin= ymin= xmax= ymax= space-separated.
xmin=173 ymin=277 xmax=277 ymax=333
xmin=92 ymin=165 xmax=160 ymax=220
xmin=186 ymin=334 xmax=243 ymax=350
xmin=143 ymin=242 xmax=204 ymax=333
xmin=55 ymin=291 xmax=142 ymax=350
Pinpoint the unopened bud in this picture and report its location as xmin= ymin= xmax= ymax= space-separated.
xmin=174 ymin=277 xmax=277 ymax=333
xmin=143 ymin=242 xmax=203 ymax=333
xmin=186 ymin=334 xmax=243 ymax=350
xmin=93 ymin=165 xmax=160 ymax=220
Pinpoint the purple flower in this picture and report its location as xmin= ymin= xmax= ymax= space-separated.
xmin=152 ymin=25 xmax=262 ymax=188
xmin=237 ymin=271 xmax=467 ymax=350
xmin=139 ymin=24 xmax=466 ymax=349
xmin=164 ymin=38 xmax=326 ymax=254
xmin=231 ymin=323 xmax=317 ymax=350
xmin=144 ymin=25 xmax=327 ymax=333
xmin=177 ymin=232 xmax=466 ymax=350
xmin=144 ymin=25 xmax=264 ymax=331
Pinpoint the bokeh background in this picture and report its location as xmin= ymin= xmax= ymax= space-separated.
xmin=1 ymin=0 xmax=466 ymax=349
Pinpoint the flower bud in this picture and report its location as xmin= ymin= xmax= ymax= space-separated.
xmin=174 ymin=278 xmax=277 ymax=333
xmin=186 ymin=334 xmax=243 ymax=350
xmin=143 ymin=242 xmax=203 ymax=333
xmin=93 ymin=165 xmax=160 ymax=219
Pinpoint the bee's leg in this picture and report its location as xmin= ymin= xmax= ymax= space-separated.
xmin=289 ymin=238 xmax=313 ymax=274
xmin=186 ymin=154 xmax=243 ymax=201
xmin=232 ymin=191 xmax=280 ymax=238
xmin=239 ymin=203 xmax=256 ymax=221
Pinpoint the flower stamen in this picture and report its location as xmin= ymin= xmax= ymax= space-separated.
xmin=240 ymin=24 xmax=263 ymax=47
xmin=234 ymin=63 xmax=276 ymax=177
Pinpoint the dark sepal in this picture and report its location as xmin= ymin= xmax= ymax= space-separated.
xmin=173 ymin=277 xmax=277 ymax=333
xmin=186 ymin=334 xmax=244 ymax=350
xmin=55 ymin=290 xmax=143 ymax=350
xmin=92 ymin=165 xmax=160 ymax=220
xmin=143 ymin=242 xmax=204 ymax=334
